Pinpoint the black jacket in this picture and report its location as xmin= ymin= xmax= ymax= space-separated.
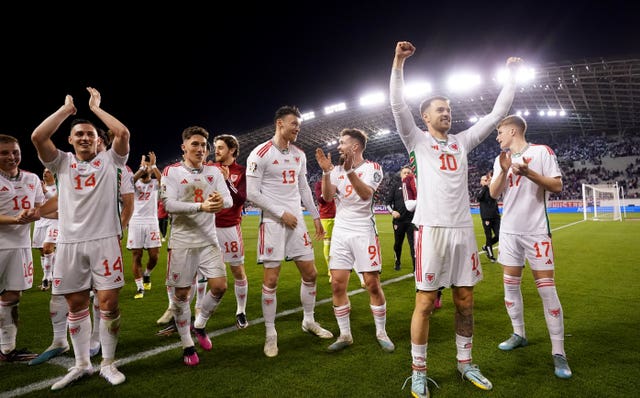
xmin=477 ymin=185 xmax=500 ymax=219
xmin=386 ymin=177 xmax=414 ymax=223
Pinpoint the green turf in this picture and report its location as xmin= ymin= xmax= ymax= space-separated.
xmin=2 ymin=213 xmax=639 ymax=397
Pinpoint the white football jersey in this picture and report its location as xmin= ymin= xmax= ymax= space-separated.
xmin=33 ymin=182 xmax=57 ymax=229
xmin=330 ymin=161 xmax=383 ymax=233
xmin=390 ymin=68 xmax=516 ymax=227
xmin=0 ymin=170 xmax=45 ymax=248
xmin=44 ymin=149 xmax=128 ymax=243
xmin=492 ymin=144 xmax=562 ymax=235
xmin=130 ymin=179 xmax=159 ymax=224
xmin=161 ymin=162 xmax=232 ymax=249
xmin=246 ymin=141 xmax=313 ymax=223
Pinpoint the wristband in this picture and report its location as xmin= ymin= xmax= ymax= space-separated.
xmin=151 ymin=165 xmax=158 ymax=169
xmin=346 ymin=169 xmax=354 ymax=175
xmin=322 ymin=170 xmax=331 ymax=176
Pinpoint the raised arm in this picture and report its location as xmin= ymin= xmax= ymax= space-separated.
xmin=466 ymin=57 xmax=523 ymax=143
xmin=134 ymin=155 xmax=148 ymax=183
xmin=490 ymin=152 xmax=510 ymax=199
xmin=31 ymin=95 xmax=77 ymax=163
xmin=390 ymin=41 xmax=422 ymax=145
xmin=315 ymin=148 xmax=336 ymax=203
xmin=87 ymin=87 xmax=130 ymax=157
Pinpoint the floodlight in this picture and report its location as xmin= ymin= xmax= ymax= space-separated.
xmin=324 ymin=102 xmax=347 ymax=115
xmin=301 ymin=111 xmax=315 ymax=121
xmin=404 ymin=81 xmax=432 ymax=99
xmin=359 ymin=92 xmax=385 ymax=107
xmin=446 ymin=73 xmax=481 ymax=92
xmin=496 ymin=66 xmax=536 ymax=84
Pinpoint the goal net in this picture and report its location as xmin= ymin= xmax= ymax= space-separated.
xmin=582 ymin=182 xmax=622 ymax=221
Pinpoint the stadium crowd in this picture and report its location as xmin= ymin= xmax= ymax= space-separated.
xmin=358 ymin=133 xmax=640 ymax=205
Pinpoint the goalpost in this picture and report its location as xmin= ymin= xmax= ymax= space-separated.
xmin=582 ymin=182 xmax=623 ymax=221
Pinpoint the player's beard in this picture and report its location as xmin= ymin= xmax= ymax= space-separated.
xmin=339 ymin=154 xmax=345 ymax=165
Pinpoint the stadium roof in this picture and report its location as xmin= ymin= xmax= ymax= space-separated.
xmin=235 ymin=57 xmax=640 ymax=167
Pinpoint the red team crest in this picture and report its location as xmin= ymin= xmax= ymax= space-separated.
xmin=53 ymin=278 xmax=62 ymax=288
xmin=172 ymin=272 xmax=181 ymax=282
xmin=425 ymin=273 xmax=436 ymax=284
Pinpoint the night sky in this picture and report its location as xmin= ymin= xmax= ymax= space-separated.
xmin=3 ymin=2 xmax=636 ymax=173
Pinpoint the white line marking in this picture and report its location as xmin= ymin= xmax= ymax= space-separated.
xmin=1 ymin=273 xmax=414 ymax=397
xmin=2 ymin=220 xmax=580 ymax=397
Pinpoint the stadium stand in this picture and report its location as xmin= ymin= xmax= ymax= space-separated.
xmin=169 ymin=58 xmax=640 ymax=206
